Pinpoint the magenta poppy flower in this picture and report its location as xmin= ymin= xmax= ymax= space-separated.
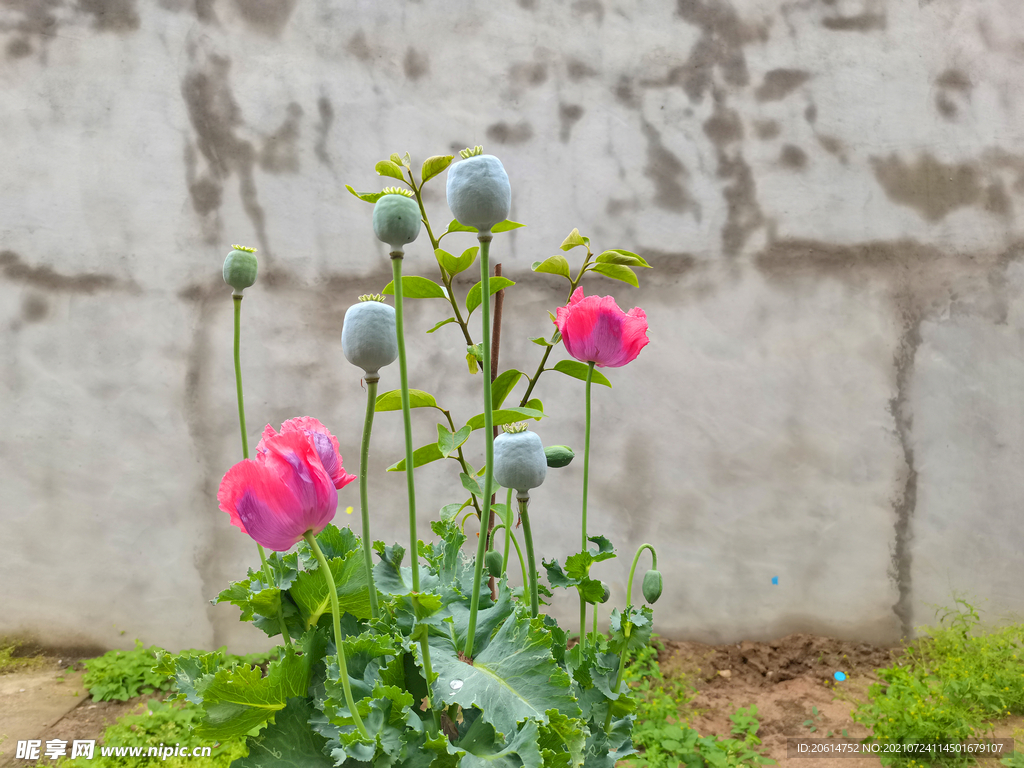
xmin=554 ymin=287 xmax=650 ymax=368
xmin=219 ymin=418 xmax=356 ymax=551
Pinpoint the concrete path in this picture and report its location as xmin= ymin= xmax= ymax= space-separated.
xmin=0 ymin=668 xmax=86 ymax=767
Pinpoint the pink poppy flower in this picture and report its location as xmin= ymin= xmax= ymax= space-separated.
xmin=554 ymin=287 xmax=650 ymax=368
xmin=219 ymin=418 xmax=356 ymax=551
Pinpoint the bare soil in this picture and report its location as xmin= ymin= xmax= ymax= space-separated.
xmin=655 ymin=633 xmax=1024 ymax=767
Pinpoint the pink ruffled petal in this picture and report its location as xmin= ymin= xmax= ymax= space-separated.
xmin=554 ymin=289 xmax=649 ymax=368
xmin=277 ymin=416 xmax=355 ymax=490
xmin=255 ymin=424 xmax=281 ymax=459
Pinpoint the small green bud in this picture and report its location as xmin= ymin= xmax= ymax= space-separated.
xmin=223 ymin=245 xmax=258 ymax=294
xmin=544 ymin=445 xmax=575 ymax=468
xmin=485 ymin=550 xmax=503 ymax=578
xmin=598 ymin=582 xmax=611 ymax=604
xmin=642 ymin=569 xmax=663 ymax=604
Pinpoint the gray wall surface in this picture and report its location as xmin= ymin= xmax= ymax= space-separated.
xmin=2 ymin=0 xmax=1024 ymax=654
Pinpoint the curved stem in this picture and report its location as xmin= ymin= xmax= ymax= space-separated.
xmin=518 ymin=493 xmax=539 ymax=619
xmin=490 ymin=522 xmax=528 ymax=590
xmin=464 ymin=235 xmax=494 ymax=659
xmin=233 ymin=295 xmax=292 ymax=650
xmin=358 ymin=377 xmax=380 ymax=618
xmin=304 ymin=532 xmax=369 ymax=739
xmin=392 ymin=253 xmax=420 ymax=591
xmin=626 ymin=543 xmax=659 ymax=609
xmin=501 ymin=488 xmax=513 ymax=572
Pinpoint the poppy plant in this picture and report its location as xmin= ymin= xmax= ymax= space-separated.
xmin=554 ymin=287 xmax=649 ymax=367
xmin=219 ymin=417 xmax=355 ymax=551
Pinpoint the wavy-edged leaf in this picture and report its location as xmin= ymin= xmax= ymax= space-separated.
xmin=376 ymin=389 xmax=438 ymax=411
xmin=595 ymin=249 xmax=651 ymax=268
xmin=532 ymin=255 xmax=571 ymax=281
xmin=491 ymin=369 xmax=523 ymax=409
xmin=586 ymin=534 xmax=616 ymax=563
xmin=588 ymin=262 xmax=638 ymax=287
xmin=457 ymin=716 xmax=542 ymax=768
xmin=290 ymin=548 xmax=373 ymax=627
xmin=382 ymin=276 xmax=447 ymax=299
xmin=466 ymin=277 xmax=515 ymax=316
xmin=386 ymin=442 xmax=444 ymax=472
xmin=430 ymin=610 xmax=581 ymax=738
xmin=551 ymin=360 xmax=611 ymax=388
xmin=233 ymin=697 xmax=333 ymax=768
xmin=465 ymin=406 xmax=543 ymax=431
xmin=422 ymin=154 xmax=454 ymax=184
xmin=375 ymin=160 xmax=406 ymax=181
xmin=345 ymin=185 xmax=386 ymax=204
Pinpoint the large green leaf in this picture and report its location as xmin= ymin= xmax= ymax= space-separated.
xmin=375 ymin=160 xmax=406 ymax=181
xmin=595 ymin=249 xmax=651 ymax=268
xmin=194 ymin=631 xmax=325 ymax=740
xmin=376 ymin=389 xmax=438 ymax=411
xmin=490 ymin=370 xmax=523 ymax=409
xmin=532 ymin=255 xmax=571 ymax=281
xmin=422 ymin=155 xmax=454 ymax=184
xmin=233 ymin=697 xmax=334 ymax=768
xmin=456 ymin=715 xmax=542 ymax=768
xmin=551 ymin=360 xmax=612 ymax=388
xmin=437 ymin=423 xmax=471 ymax=458
xmin=588 ymin=262 xmax=638 ymax=287
xmin=538 ymin=711 xmax=587 ymax=768
xmin=465 ymin=277 xmax=515 ymax=316
xmin=429 ymin=610 xmax=580 ymax=738
xmin=387 ymin=442 xmax=445 ymax=472
xmin=290 ymin=548 xmax=374 ymax=627
xmin=382 ymin=276 xmax=447 ymax=299
xmin=465 ymin=406 xmax=543 ymax=431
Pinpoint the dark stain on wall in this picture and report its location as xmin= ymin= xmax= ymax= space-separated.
xmin=780 ymin=144 xmax=807 ymax=170
xmin=636 ymin=248 xmax=697 ymax=275
xmin=315 ymin=96 xmax=334 ymax=167
xmin=0 ymin=250 xmax=133 ymax=294
xmin=403 ymin=47 xmax=429 ymax=80
xmin=822 ymin=12 xmax=886 ymax=32
xmin=6 ymin=37 xmax=31 ymax=58
xmin=188 ymin=175 xmax=222 ymax=217
xmin=754 ymin=68 xmax=811 ymax=102
xmin=984 ymin=180 xmax=1011 ymax=217
xmin=181 ymin=51 xmax=270 ymax=259
xmin=558 ymin=103 xmax=584 ymax=143
xmin=703 ymin=103 xmax=744 ymax=144
xmin=78 ymin=0 xmax=140 ymax=32
xmin=20 ymin=293 xmax=48 ymax=322
xmin=229 ymin=0 xmax=298 ymax=36
xmin=259 ymin=102 xmax=303 ymax=175
xmin=642 ymin=120 xmax=698 ymax=215
xmin=348 ymin=31 xmax=372 ymax=61
xmin=566 ymin=58 xmax=598 ymax=81
xmin=754 ymin=119 xmax=780 ymax=140
xmin=804 ymin=103 xmax=817 ymax=124
xmin=674 ymin=0 xmax=750 ymax=101
xmin=509 ymin=61 xmax=547 ymax=87
xmin=614 ymin=75 xmax=641 ymax=109
xmin=704 ymin=98 xmax=761 ymax=256
xmin=516 ymin=0 xmax=537 ymax=9
xmin=486 ymin=121 xmax=534 ymax=144
xmin=935 ymin=68 xmax=971 ymax=120
xmin=817 ymin=134 xmax=847 ymax=164
xmin=1 ymin=0 xmax=60 ymax=58
xmin=571 ymin=0 xmax=603 ymax=22
xmin=870 ymin=153 xmax=982 ymax=222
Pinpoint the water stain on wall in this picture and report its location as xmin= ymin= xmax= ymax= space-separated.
xmin=78 ymin=0 xmax=139 ymax=32
xmin=674 ymin=0 xmax=751 ymax=102
xmin=566 ymin=57 xmax=598 ymax=81
xmin=20 ymin=293 xmax=48 ymax=322
xmin=780 ymin=144 xmax=808 ymax=170
xmin=0 ymin=250 xmax=134 ymax=293
xmin=315 ymin=95 xmax=334 ymax=167
xmin=403 ymin=46 xmax=429 ymax=80
xmin=259 ymin=102 xmax=303 ymax=175
xmin=870 ymin=153 xmax=982 ymax=222
xmin=558 ymin=103 xmax=584 ymax=143
xmin=755 ymin=68 xmax=811 ymax=102
xmin=486 ymin=121 xmax=534 ymax=144
xmin=754 ymin=119 xmax=781 ymax=140
xmin=228 ymin=0 xmax=297 ymax=36
xmin=347 ymin=30 xmax=372 ymax=61
xmin=816 ymin=134 xmax=848 ymax=164
xmin=822 ymin=12 xmax=885 ymax=32
xmin=571 ymin=0 xmax=603 ymax=22
xmin=642 ymin=120 xmax=698 ymax=215
xmin=509 ymin=60 xmax=548 ymax=87
xmin=934 ymin=68 xmax=971 ymax=120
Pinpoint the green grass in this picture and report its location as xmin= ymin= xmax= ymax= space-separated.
xmin=0 ymin=640 xmax=49 ymax=675
xmin=850 ymin=595 xmax=1024 ymax=768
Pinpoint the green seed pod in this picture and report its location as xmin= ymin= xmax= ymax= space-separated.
xmin=373 ymin=190 xmax=421 ymax=251
xmin=446 ymin=147 xmax=511 ymax=233
xmin=598 ymin=582 xmax=611 ymax=604
xmin=342 ymin=295 xmax=398 ymax=377
xmin=642 ymin=569 xmax=663 ymax=604
xmin=485 ymin=550 xmax=503 ymax=578
xmin=223 ymin=245 xmax=258 ymax=294
xmin=493 ymin=424 xmax=546 ymax=492
xmin=544 ymin=445 xmax=574 ymax=468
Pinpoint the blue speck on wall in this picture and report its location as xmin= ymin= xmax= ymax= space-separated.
xmin=771 ymin=576 xmax=778 ymax=585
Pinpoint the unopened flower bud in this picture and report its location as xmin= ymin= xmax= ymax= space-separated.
xmin=642 ymin=569 xmax=663 ymax=604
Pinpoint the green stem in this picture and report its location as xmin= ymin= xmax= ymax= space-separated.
xmin=418 ymin=635 xmax=441 ymax=737
xmin=501 ymin=488 xmax=513 ymax=572
xmin=592 ymin=605 xmax=599 ymax=647
xmin=604 ymin=644 xmax=629 ymax=732
xmin=358 ymin=377 xmax=380 ymax=619
xmin=464 ymin=235 xmax=495 ymax=659
xmin=233 ymin=294 xmax=292 ymax=650
xmin=579 ymin=593 xmax=587 ymax=648
xmin=518 ymin=493 xmax=539 ymax=619
xmin=489 ymin=523 xmax=528 ymax=590
xmin=392 ymin=253 xmax=420 ymax=591
xmin=626 ymin=544 xmax=658 ymax=608
xmin=579 ymin=360 xmax=595 ymax=647
xmin=441 ymin=409 xmax=482 ymax=518
xmin=304 ymin=532 xmax=369 ymax=739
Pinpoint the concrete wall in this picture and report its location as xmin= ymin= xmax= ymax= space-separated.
xmin=2 ymin=0 xmax=1023 ymax=654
